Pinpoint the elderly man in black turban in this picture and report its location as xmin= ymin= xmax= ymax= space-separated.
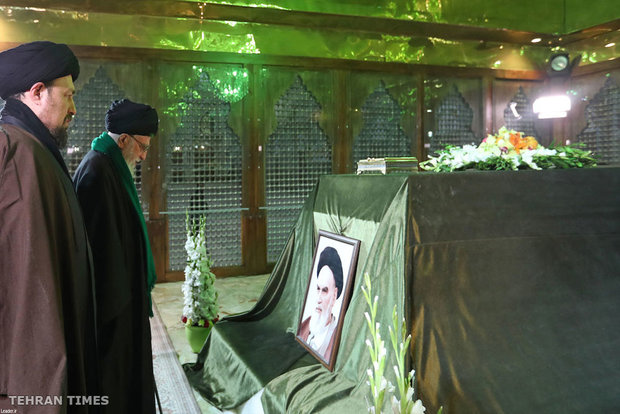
xmin=299 ymin=246 xmax=344 ymax=362
xmin=73 ymin=99 xmax=159 ymax=413
xmin=0 ymin=42 xmax=99 ymax=413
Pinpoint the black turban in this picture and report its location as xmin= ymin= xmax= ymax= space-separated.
xmin=105 ymin=99 xmax=159 ymax=136
xmin=0 ymin=41 xmax=79 ymax=99
xmin=317 ymin=246 xmax=344 ymax=299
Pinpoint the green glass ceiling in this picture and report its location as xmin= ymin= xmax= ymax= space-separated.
xmin=0 ymin=0 xmax=618 ymax=70
xmin=184 ymin=0 xmax=619 ymax=34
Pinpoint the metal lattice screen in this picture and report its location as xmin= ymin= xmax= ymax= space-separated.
xmin=504 ymin=86 xmax=538 ymax=138
xmin=430 ymin=85 xmax=476 ymax=153
xmin=65 ymin=66 xmax=147 ymax=210
xmin=165 ymin=71 xmax=243 ymax=270
xmin=577 ymin=77 xmax=620 ymax=164
xmin=352 ymin=82 xmax=409 ymax=162
xmin=265 ymin=76 xmax=332 ymax=263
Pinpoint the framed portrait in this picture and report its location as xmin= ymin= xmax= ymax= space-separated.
xmin=296 ymin=230 xmax=361 ymax=370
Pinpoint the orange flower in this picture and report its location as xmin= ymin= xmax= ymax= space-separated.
xmin=525 ymin=136 xmax=539 ymax=150
xmin=508 ymin=132 xmax=522 ymax=147
xmin=507 ymin=132 xmax=539 ymax=154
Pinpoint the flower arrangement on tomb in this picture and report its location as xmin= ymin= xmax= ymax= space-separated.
xmin=420 ymin=126 xmax=597 ymax=172
xmin=181 ymin=213 xmax=219 ymax=328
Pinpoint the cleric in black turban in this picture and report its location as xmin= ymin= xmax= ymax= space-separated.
xmin=72 ymin=96 xmax=160 ymax=413
xmin=0 ymin=40 xmax=99 ymax=413
xmin=106 ymin=98 xmax=159 ymax=136
xmin=0 ymin=40 xmax=79 ymax=99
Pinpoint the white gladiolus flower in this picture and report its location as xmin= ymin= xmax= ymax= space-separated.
xmin=411 ymin=399 xmax=426 ymax=414
xmin=405 ymin=387 xmax=414 ymax=401
xmin=379 ymin=377 xmax=388 ymax=391
xmin=407 ymin=369 xmax=416 ymax=384
xmin=182 ymin=215 xmax=219 ymax=325
xmin=390 ymin=395 xmax=400 ymax=414
xmin=362 ymin=273 xmax=439 ymax=414
xmin=378 ymin=346 xmax=386 ymax=359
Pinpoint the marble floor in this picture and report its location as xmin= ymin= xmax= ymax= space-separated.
xmin=152 ymin=274 xmax=270 ymax=414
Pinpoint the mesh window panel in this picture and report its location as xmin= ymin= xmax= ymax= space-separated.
xmin=166 ymin=71 xmax=242 ymax=270
xmin=265 ymin=76 xmax=331 ymax=263
xmin=577 ymin=77 xmax=620 ymax=164
xmin=430 ymin=85 xmax=476 ymax=153
xmin=65 ymin=67 xmax=148 ymax=213
xmin=353 ymin=82 xmax=409 ymax=162
xmin=503 ymin=86 xmax=538 ymax=138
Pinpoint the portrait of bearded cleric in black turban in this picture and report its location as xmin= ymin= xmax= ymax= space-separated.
xmin=297 ymin=231 xmax=360 ymax=370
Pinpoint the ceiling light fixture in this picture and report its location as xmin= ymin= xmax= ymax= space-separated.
xmin=547 ymin=53 xmax=581 ymax=77
xmin=532 ymin=52 xmax=580 ymax=118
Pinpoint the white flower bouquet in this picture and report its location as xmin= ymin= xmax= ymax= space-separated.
xmin=181 ymin=213 xmax=219 ymax=327
xmin=420 ymin=126 xmax=597 ymax=172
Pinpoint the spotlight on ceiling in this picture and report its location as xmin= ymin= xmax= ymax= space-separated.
xmin=547 ymin=53 xmax=581 ymax=77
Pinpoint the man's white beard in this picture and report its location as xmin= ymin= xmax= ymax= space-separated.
xmin=309 ymin=307 xmax=331 ymax=336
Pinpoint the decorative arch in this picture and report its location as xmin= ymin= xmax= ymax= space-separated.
xmin=66 ymin=66 xmax=125 ymax=175
xmin=352 ymin=81 xmax=409 ymax=163
xmin=577 ymin=77 xmax=620 ymax=164
xmin=430 ymin=84 xmax=476 ymax=154
xmin=265 ymin=75 xmax=331 ymax=262
xmin=166 ymin=70 xmax=243 ymax=269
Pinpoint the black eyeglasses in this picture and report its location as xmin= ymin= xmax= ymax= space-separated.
xmin=128 ymin=134 xmax=151 ymax=153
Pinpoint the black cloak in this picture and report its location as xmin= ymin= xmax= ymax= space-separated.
xmin=72 ymin=149 xmax=155 ymax=414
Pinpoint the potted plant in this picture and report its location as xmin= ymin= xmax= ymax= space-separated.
xmin=181 ymin=213 xmax=219 ymax=353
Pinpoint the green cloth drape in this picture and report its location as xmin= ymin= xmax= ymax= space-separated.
xmin=185 ymin=174 xmax=410 ymax=412
xmin=185 ymin=167 xmax=620 ymax=413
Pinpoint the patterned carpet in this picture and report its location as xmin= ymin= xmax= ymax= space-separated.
xmin=151 ymin=302 xmax=202 ymax=414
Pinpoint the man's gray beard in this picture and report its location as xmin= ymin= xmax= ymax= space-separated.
xmin=122 ymin=151 xmax=136 ymax=178
xmin=125 ymin=160 xmax=136 ymax=178
xmin=49 ymin=126 xmax=68 ymax=149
